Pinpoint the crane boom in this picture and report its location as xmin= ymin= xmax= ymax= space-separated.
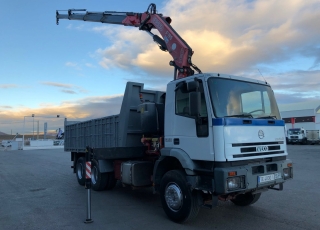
xmin=56 ymin=4 xmax=201 ymax=79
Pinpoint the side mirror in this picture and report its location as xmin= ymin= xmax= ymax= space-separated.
xmin=189 ymin=92 xmax=201 ymax=117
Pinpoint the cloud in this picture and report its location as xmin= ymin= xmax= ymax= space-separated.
xmin=0 ymin=94 xmax=123 ymax=134
xmin=61 ymin=89 xmax=77 ymax=94
xmin=0 ymin=105 xmax=12 ymax=109
xmin=42 ymin=82 xmax=73 ymax=88
xmin=85 ymin=63 xmax=96 ymax=68
xmin=41 ymin=82 xmax=88 ymax=94
xmin=0 ymin=84 xmax=17 ymax=89
xmin=65 ymin=62 xmax=77 ymax=67
xmin=66 ymin=24 xmax=85 ymax=31
xmin=268 ymin=69 xmax=320 ymax=96
xmin=89 ymin=0 xmax=320 ymax=104
xmin=65 ymin=61 xmax=82 ymax=70
xmin=278 ymin=99 xmax=320 ymax=112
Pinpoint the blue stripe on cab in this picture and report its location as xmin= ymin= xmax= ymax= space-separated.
xmin=212 ymin=118 xmax=284 ymax=126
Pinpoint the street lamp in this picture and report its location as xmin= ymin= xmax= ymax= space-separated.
xmin=32 ymin=114 xmax=35 ymax=140
xmin=23 ymin=115 xmax=34 ymax=150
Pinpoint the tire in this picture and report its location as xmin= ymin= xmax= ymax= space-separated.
xmin=231 ymin=192 xmax=261 ymax=206
xmin=91 ymin=159 xmax=108 ymax=191
xmin=301 ymin=138 xmax=307 ymax=145
xmin=160 ymin=170 xmax=200 ymax=223
xmin=76 ymin=157 xmax=86 ymax=186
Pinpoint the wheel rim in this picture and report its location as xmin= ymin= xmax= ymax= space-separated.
xmin=165 ymin=183 xmax=183 ymax=212
xmin=77 ymin=162 xmax=83 ymax=180
xmin=91 ymin=166 xmax=98 ymax=184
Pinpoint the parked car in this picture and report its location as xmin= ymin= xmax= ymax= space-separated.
xmin=1 ymin=140 xmax=12 ymax=147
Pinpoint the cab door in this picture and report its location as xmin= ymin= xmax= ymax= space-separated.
xmin=165 ymin=80 xmax=213 ymax=161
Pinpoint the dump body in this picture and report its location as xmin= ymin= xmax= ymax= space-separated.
xmin=306 ymin=130 xmax=320 ymax=144
xmin=64 ymin=82 xmax=165 ymax=158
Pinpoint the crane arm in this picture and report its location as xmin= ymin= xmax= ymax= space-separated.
xmin=56 ymin=4 xmax=202 ymax=79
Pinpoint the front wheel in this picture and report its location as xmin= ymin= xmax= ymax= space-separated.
xmin=160 ymin=170 xmax=200 ymax=223
xmin=231 ymin=192 xmax=261 ymax=206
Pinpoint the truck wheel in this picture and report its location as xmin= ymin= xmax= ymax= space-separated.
xmin=105 ymin=172 xmax=117 ymax=190
xmin=231 ymin=192 xmax=261 ymax=206
xmin=91 ymin=160 xmax=108 ymax=191
xmin=76 ymin=157 xmax=85 ymax=186
xmin=160 ymin=170 xmax=200 ymax=223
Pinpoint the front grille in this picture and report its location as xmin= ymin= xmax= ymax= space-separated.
xmin=241 ymin=145 xmax=280 ymax=153
xmin=252 ymin=163 xmax=278 ymax=174
xmin=232 ymin=141 xmax=283 ymax=147
xmin=291 ymin=136 xmax=298 ymax=139
xmin=233 ymin=151 xmax=285 ymax=158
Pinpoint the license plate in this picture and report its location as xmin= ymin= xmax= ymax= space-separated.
xmin=274 ymin=172 xmax=282 ymax=179
xmin=258 ymin=174 xmax=274 ymax=183
xmin=258 ymin=172 xmax=282 ymax=184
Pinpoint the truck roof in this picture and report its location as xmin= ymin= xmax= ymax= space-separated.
xmin=172 ymin=73 xmax=271 ymax=86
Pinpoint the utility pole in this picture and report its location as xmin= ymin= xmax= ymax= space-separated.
xmin=32 ymin=114 xmax=35 ymax=140
xmin=37 ymin=120 xmax=39 ymax=140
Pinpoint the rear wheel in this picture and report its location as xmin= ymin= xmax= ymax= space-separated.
xmin=231 ymin=192 xmax=261 ymax=206
xmin=91 ymin=160 xmax=108 ymax=191
xmin=76 ymin=157 xmax=85 ymax=186
xmin=160 ymin=170 xmax=200 ymax=223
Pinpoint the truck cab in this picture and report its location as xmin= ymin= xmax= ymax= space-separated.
xmin=156 ymin=72 xmax=292 ymax=203
xmin=287 ymin=128 xmax=307 ymax=144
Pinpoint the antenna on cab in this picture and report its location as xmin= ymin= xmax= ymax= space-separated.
xmin=257 ymin=69 xmax=267 ymax=84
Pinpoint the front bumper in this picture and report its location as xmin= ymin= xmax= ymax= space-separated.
xmin=213 ymin=159 xmax=293 ymax=194
xmin=288 ymin=139 xmax=302 ymax=143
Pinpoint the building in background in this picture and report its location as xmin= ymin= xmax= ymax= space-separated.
xmin=281 ymin=105 xmax=320 ymax=130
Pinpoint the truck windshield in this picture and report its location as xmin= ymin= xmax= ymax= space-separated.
xmin=207 ymin=77 xmax=281 ymax=119
xmin=288 ymin=129 xmax=302 ymax=135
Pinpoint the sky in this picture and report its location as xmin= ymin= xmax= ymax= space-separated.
xmin=0 ymin=0 xmax=320 ymax=135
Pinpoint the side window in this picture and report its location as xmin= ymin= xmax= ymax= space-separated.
xmin=175 ymin=86 xmax=190 ymax=116
xmin=175 ymin=80 xmax=208 ymax=137
xmin=175 ymin=81 xmax=207 ymax=117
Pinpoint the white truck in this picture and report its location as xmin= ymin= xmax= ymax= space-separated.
xmin=57 ymin=4 xmax=293 ymax=223
xmin=287 ymin=128 xmax=320 ymax=145
xmin=287 ymin=128 xmax=307 ymax=144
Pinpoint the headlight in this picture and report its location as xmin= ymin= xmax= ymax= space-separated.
xmin=283 ymin=168 xmax=293 ymax=179
xmin=227 ymin=176 xmax=245 ymax=191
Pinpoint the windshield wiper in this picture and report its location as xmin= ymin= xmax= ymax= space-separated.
xmin=225 ymin=113 xmax=253 ymax=118
xmin=256 ymin=116 xmax=277 ymax=119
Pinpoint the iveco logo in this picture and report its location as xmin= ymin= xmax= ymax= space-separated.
xmin=258 ymin=130 xmax=264 ymax=139
xmin=256 ymin=145 xmax=268 ymax=152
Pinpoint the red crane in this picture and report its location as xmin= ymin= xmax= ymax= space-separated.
xmin=56 ymin=3 xmax=202 ymax=80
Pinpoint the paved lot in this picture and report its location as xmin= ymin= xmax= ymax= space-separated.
xmin=0 ymin=145 xmax=319 ymax=230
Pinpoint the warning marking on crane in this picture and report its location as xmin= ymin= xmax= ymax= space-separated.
xmin=86 ymin=161 xmax=91 ymax=179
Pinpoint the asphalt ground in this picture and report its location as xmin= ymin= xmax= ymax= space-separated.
xmin=0 ymin=145 xmax=319 ymax=230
